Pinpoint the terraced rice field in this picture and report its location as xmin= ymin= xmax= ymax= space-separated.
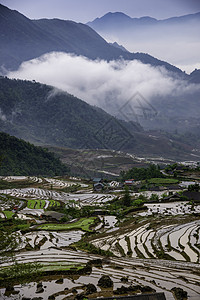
xmin=0 ymin=188 xmax=115 ymax=207
xmin=26 ymin=199 xmax=60 ymax=209
xmin=0 ymin=188 xmax=65 ymax=201
xmin=19 ymin=230 xmax=84 ymax=251
xmin=38 ymin=217 xmax=97 ymax=232
xmin=2 ymin=210 xmax=14 ymax=219
xmin=91 ymin=220 xmax=200 ymax=262
xmin=139 ymin=202 xmax=200 ymax=216
xmin=1 ymin=248 xmax=200 ymax=300
xmin=1 ymin=176 xmax=43 ymax=183
xmin=44 ymin=178 xmax=88 ymax=188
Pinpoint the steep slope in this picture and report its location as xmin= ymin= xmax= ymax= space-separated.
xmin=0 ymin=76 xmax=142 ymax=150
xmin=0 ymin=132 xmax=69 ymax=176
xmin=0 ymin=76 xmax=196 ymax=160
xmin=0 ymin=4 xmax=183 ymax=74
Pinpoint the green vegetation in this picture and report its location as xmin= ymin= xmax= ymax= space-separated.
xmin=38 ymin=217 xmax=97 ymax=232
xmin=0 ymin=132 xmax=69 ymax=176
xmin=48 ymin=199 xmax=61 ymax=207
xmin=0 ymin=262 xmax=41 ymax=283
xmin=3 ymin=210 xmax=14 ymax=219
xmin=133 ymin=198 xmax=145 ymax=207
xmin=148 ymin=178 xmax=179 ymax=184
xmin=188 ymin=183 xmax=200 ymax=192
xmin=26 ymin=199 xmax=60 ymax=209
xmin=122 ymin=185 xmax=131 ymax=207
xmin=0 ymin=77 xmax=138 ymax=153
xmin=40 ymin=264 xmax=83 ymax=272
xmin=0 ymin=218 xmax=31 ymax=234
xmin=49 ymin=204 xmax=97 ymax=222
xmin=0 ymin=217 xmax=35 ymax=283
xmin=0 ymin=178 xmax=35 ymax=190
xmin=104 ymin=193 xmax=146 ymax=217
xmin=75 ymin=240 xmax=113 ymax=256
xmin=120 ymin=164 xmax=164 ymax=181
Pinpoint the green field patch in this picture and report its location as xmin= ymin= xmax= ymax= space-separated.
xmin=148 ymin=178 xmax=179 ymax=185
xmin=38 ymin=217 xmax=96 ymax=232
xmin=40 ymin=200 xmax=46 ymax=209
xmin=3 ymin=210 xmax=14 ymax=219
xmin=40 ymin=264 xmax=82 ymax=272
xmin=27 ymin=199 xmax=36 ymax=209
xmin=48 ymin=199 xmax=60 ymax=207
xmin=26 ymin=199 xmax=60 ymax=209
xmin=35 ymin=200 xmax=46 ymax=209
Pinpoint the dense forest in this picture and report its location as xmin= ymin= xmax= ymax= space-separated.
xmin=0 ymin=132 xmax=69 ymax=176
xmin=120 ymin=164 xmax=164 ymax=181
xmin=0 ymin=76 xmax=142 ymax=150
xmin=0 ymin=76 xmax=193 ymax=159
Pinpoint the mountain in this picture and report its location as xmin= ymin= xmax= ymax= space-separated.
xmin=0 ymin=4 xmax=183 ymax=75
xmin=87 ymin=12 xmax=157 ymax=30
xmin=0 ymin=76 xmax=195 ymax=160
xmin=0 ymin=131 xmax=69 ymax=176
xmin=0 ymin=76 xmax=141 ymax=150
xmin=189 ymin=69 xmax=200 ymax=84
xmin=87 ymin=12 xmax=200 ymax=76
xmin=109 ymin=42 xmax=128 ymax=52
xmin=87 ymin=11 xmax=200 ymax=29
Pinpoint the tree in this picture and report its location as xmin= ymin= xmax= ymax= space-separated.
xmin=188 ymin=183 xmax=200 ymax=192
xmin=123 ymin=186 xmax=131 ymax=207
xmin=0 ymin=222 xmax=41 ymax=282
xmin=120 ymin=164 xmax=163 ymax=181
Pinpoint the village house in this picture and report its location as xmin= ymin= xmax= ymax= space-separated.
xmin=124 ymin=179 xmax=135 ymax=186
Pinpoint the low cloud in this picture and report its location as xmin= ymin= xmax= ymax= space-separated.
xmin=8 ymin=52 xmax=200 ymax=121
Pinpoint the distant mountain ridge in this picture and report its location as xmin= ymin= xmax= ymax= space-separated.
xmin=87 ymin=11 xmax=200 ymax=28
xmin=87 ymin=11 xmax=200 ymax=78
xmin=0 ymin=4 xmax=184 ymax=75
xmin=87 ymin=12 xmax=157 ymax=29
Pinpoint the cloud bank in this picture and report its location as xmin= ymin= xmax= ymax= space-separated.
xmin=8 ymin=52 xmax=199 ymax=121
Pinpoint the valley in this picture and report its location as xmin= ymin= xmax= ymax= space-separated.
xmin=0 ymin=2 xmax=200 ymax=300
xmin=0 ymin=166 xmax=200 ymax=300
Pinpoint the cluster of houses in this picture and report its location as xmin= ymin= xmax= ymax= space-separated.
xmin=92 ymin=178 xmax=135 ymax=191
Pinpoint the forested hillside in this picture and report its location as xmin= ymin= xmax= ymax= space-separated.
xmin=0 ymin=76 xmax=142 ymax=150
xmin=0 ymin=132 xmax=69 ymax=176
xmin=0 ymin=76 xmax=194 ymax=159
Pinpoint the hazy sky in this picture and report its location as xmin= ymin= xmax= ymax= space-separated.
xmin=1 ymin=0 xmax=200 ymax=22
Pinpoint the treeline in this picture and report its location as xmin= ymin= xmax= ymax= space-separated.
xmin=0 ymin=132 xmax=69 ymax=176
xmin=120 ymin=164 xmax=164 ymax=181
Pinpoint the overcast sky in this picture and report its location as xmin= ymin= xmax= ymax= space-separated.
xmin=1 ymin=0 xmax=200 ymax=22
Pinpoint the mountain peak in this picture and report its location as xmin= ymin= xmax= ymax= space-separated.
xmin=104 ymin=11 xmax=131 ymax=18
xmin=87 ymin=11 xmax=132 ymax=25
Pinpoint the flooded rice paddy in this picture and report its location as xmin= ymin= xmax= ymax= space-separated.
xmin=0 ymin=175 xmax=200 ymax=299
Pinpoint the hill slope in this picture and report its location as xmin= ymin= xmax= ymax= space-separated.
xmin=0 ymin=76 xmax=196 ymax=160
xmin=0 ymin=132 xmax=69 ymax=176
xmin=0 ymin=4 xmax=183 ymax=75
xmin=0 ymin=76 xmax=142 ymax=150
